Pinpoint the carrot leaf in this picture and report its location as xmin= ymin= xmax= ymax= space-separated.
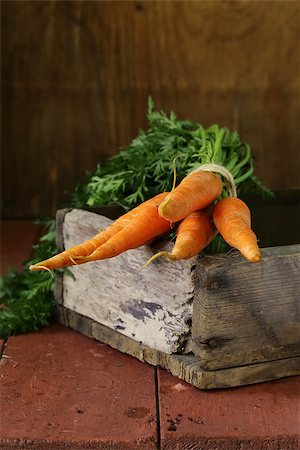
xmin=1 ymin=99 xmax=272 ymax=338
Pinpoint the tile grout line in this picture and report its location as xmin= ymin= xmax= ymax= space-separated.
xmin=154 ymin=367 xmax=162 ymax=450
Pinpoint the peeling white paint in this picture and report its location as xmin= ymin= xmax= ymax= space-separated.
xmin=62 ymin=209 xmax=195 ymax=354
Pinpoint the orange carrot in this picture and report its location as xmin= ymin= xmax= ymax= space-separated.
xmin=213 ymin=197 xmax=260 ymax=262
xmin=144 ymin=210 xmax=216 ymax=266
xmin=158 ymin=171 xmax=222 ymax=222
xmin=30 ymin=192 xmax=170 ymax=271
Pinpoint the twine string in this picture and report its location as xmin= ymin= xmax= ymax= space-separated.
xmin=191 ymin=163 xmax=237 ymax=198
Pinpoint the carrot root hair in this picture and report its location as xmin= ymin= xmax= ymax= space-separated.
xmin=159 ymin=157 xmax=178 ymax=217
xmin=142 ymin=251 xmax=176 ymax=270
xmin=69 ymin=256 xmax=79 ymax=265
xmin=29 ymin=264 xmax=54 ymax=277
xmin=71 ymin=255 xmax=89 ymax=263
xmin=171 ymin=157 xmax=178 ymax=192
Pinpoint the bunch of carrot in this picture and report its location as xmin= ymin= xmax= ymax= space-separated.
xmin=30 ymin=167 xmax=260 ymax=273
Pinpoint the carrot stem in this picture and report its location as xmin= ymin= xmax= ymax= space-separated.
xmin=234 ymin=164 xmax=254 ymax=184
xmin=231 ymin=144 xmax=251 ymax=177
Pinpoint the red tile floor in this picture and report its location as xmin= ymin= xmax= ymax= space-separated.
xmin=1 ymin=220 xmax=300 ymax=449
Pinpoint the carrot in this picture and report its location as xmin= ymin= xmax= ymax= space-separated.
xmin=143 ymin=210 xmax=216 ymax=267
xmin=213 ymin=197 xmax=260 ymax=262
xmin=30 ymin=192 xmax=170 ymax=271
xmin=158 ymin=171 xmax=222 ymax=223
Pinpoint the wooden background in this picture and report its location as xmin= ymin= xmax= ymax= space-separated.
xmin=2 ymin=1 xmax=300 ymax=218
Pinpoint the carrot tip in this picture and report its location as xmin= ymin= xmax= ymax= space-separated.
xmin=249 ymin=253 xmax=261 ymax=263
xmin=29 ymin=265 xmax=54 ymax=277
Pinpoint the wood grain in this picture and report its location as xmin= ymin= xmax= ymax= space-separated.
xmin=0 ymin=324 xmax=157 ymax=449
xmin=158 ymin=369 xmax=300 ymax=449
xmin=55 ymin=207 xmax=300 ymax=387
xmin=0 ymin=220 xmax=40 ymax=274
xmin=192 ymin=245 xmax=300 ymax=370
xmin=61 ymin=208 xmax=195 ymax=354
xmin=57 ymin=305 xmax=300 ymax=390
xmin=2 ymin=1 xmax=300 ymax=217
xmin=56 ymin=208 xmax=300 ymax=374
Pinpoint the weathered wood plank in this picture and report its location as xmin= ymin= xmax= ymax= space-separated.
xmin=3 ymin=1 xmax=300 ymax=218
xmin=56 ymin=209 xmax=300 ymax=370
xmin=0 ymin=220 xmax=40 ymax=274
xmin=59 ymin=307 xmax=300 ymax=390
xmin=158 ymin=368 xmax=300 ymax=450
xmin=61 ymin=209 xmax=195 ymax=354
xmin=0 ymin=324 xmax=157 ymax=449
xmin=192 ymin=245 xmax=300 ymax=370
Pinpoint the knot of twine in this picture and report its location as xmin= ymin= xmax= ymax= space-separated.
xmin=191 ymin=163 xmax=237 ymax=198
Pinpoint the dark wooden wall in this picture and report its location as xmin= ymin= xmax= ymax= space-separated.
xmin=2 ymin=1 xmax=300 ymax=218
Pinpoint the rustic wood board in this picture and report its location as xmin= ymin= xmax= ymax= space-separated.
xmin=158 ymin=369 xmax=300 ymax=450
xmin=3 ymin=2 xmax=300 ymax=218
xmin=192 ymin=245 xmax=300 ymax=370
xmin=0 ymin=324 xmax=158 ymax=449
xmin=59 ymin=209 xmax=196 ymax=354
xmin=55 ymin=305 xmax=300 ymax=390
xmin=55 ymin=208 xmax=300 ymax=386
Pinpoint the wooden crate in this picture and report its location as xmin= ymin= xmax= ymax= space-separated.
xmin=54 ymin=208 xmax=300 ymax=389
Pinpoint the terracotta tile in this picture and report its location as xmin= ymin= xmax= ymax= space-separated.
xmin=158 ymin=369 xmax=300 ymax=449
xmin=0 ymin=220 xmax=40 ymax=274
xmin=0 ymin=325 xmax=157 ymax=449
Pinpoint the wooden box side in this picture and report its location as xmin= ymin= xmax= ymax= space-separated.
xmin=55 ymin=305 xmax=300 ymax=390
xmin=55 ymin=208 xmax=195 ymax=355
xmin=54 ymin=208 xmax=300 ymax=388
xmin=192 ymin=245 xmax=300 ymax=370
